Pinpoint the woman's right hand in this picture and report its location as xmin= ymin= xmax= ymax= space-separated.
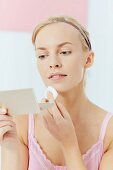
xmin=0 ymin=105 xmax=19 ymax=149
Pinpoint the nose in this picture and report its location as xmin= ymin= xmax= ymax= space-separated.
xmin=49 ymin=63 xmax=62 ymax=69
xmin=49 ymin=57 xmax=62 ymax=69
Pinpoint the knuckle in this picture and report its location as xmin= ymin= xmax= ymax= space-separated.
xmin=0 ymin=108 xmax=7 ymax=114
xmin=0 ymin=120 xmax=15 ymax=128
xmin=0 ymin=115 xmax=12 ymax=121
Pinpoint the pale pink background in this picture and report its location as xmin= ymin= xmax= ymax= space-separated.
xmin=0 ymin=0 xmax=88 ymax=32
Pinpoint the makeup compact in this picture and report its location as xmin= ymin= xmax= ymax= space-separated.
xmin=0 ymin=87 xmax=58 ymax=114
xmin=0 ymin=88 xmax=38 ymax=114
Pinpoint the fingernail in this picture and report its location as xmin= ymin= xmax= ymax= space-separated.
xmin=47 ymin=91 xmax=53 ymax=99
xmin=41 ymin=98 xmax=49 ymax=103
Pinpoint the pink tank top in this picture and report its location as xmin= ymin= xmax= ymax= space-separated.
xmin=28 ymin=112 xmax=113 ymax=170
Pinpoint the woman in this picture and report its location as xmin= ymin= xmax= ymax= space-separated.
xmin=0 ymin=15 xmax=113 ymax=170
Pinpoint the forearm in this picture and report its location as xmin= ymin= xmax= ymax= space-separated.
xmin=1 ymin=141 xmax=21 ymax=170
xmin=62 ymin=145 xmax=87 ymax=170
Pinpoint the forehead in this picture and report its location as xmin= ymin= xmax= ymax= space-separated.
xmin=35 ymin=22 xmax=80 ymax=47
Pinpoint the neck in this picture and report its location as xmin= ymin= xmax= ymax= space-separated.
xmin=56 ymin=83 xmax=90 ymax=123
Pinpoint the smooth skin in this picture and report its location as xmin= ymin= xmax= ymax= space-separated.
xmin=0 ymin=22 xmax=113 ymax=170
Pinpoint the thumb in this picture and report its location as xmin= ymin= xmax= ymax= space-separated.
xmin=46 ymin=91 xmax=54 ymax=103
xmin=0 ymin=108 xmax=7 ymax=114
xmin=0 ymin=104 xmax=13 ymax=116
xmin=41 ymin=98 xmax=49 ymax=103
xmin=0 ymin=107 xmax=12 ymax=116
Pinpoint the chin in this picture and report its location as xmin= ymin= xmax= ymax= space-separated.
xmin=44 ymin=78 xmax=83 ymax=93
xmin=48 ymin=84 xmax=75 ymax=94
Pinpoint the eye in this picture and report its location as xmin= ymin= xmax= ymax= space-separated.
xmin=60 ymin=51 xmax=72 ymax=55
xmin=37 ymin=54 xmax=48 ymax=59
xmin=38 ymin=55 xmax=45 ymax=59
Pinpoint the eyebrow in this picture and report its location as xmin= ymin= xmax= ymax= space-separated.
xmin=36 ymin=42 xmax=72 ymax=50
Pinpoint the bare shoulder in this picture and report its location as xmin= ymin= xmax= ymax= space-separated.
xmin=95 ymin=105 xmax=113 ymax=140
xmin=92 ymin=102 xmax=113 ymax=150
xmin=87 ymin=100 xmax=113 ymax=150
xmin=13 ymin=114 xmax=29 ymax=146
xmin=105 ymin=112 xmax=113 ymax=150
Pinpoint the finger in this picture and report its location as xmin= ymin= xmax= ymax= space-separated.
xmin=0 ymin=115 xmax=12 ymax=121
xmin=48 ymin=99 xmax=69 ymax=120
xmin=0 ymin=108 xmax=7 ymax=115
xmin=0 ymin=120 xmax=15 ymax=128
xmin=41 ymin=113 xmax=49 ymax=129
xmin=42 ymin=111 xmax=54 ymax=129
xmin=54 ymin=101 xmax=65 ymax=118
xmin=41 ymin=98 xmax=49 ymax=103
xmin=0 ymin=106 xmax=12 ymax=116
xmin=47 ymin=91 xmax=54 ymax=103
xmin=41 ymin=109 xmax=54 ymax=120
xmin=48 ymin=101 xmax=63 ymax=121
xmin=0 ymin=125 xmax=13 ymax=141
xmin=55 ymin=101 xmax=71 ymax=119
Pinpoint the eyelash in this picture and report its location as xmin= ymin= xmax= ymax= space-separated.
xmin=38 ymin=51 xmax=72 ymax=59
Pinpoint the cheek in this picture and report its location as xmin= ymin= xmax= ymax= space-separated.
xmin=71 ymin=66 xmax=84 ymax=80
xmin=68 ymin=58 xmax=84 ymax=81
xmin=37 ymin=62 xmax=46 ymax=77
xmin=37 ymin=62 xmax=50 ymax=87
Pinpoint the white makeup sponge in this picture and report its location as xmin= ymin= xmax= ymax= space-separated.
xmin=44 ymin=86 xmax=58 ymax=100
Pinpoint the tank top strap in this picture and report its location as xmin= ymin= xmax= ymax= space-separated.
xmin=28 ymin=114 xmax=35 ymax=137
xmin=99 ymin=112 xmax=113 ymax=141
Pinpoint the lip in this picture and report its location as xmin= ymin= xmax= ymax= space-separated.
xmin=48 ymin=73 xmax=67 ymax=79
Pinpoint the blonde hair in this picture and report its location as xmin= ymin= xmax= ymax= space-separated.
xmin=32 ymin=15 xmax=92 ymax=51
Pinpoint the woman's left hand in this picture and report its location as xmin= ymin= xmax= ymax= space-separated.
xmin=40 ymin=92 xmax=78 ymax=149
